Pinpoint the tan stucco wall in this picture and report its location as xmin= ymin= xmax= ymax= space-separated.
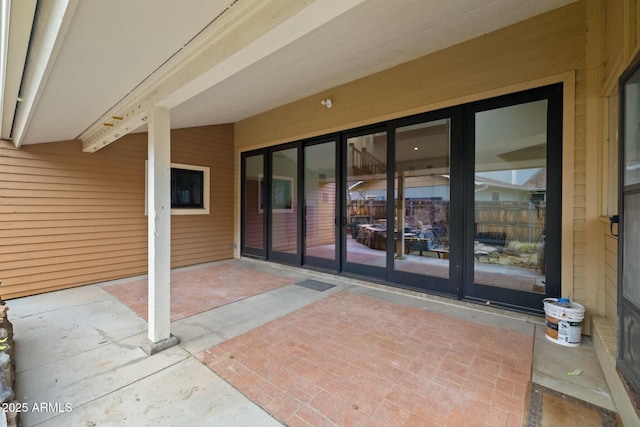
xmin=0 ymin=124 xmax=234 ymax=299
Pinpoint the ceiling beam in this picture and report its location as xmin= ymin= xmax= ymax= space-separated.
xmin=10 ymin=0 xmax=79 ymax=148
xmin=81 ymin=0 xmax=366 ymax=153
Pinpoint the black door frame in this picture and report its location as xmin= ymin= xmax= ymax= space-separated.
xmin=386 ymin=107 xmax=463 ymax=298
xmin=240 ymin=150 xmax=267 ymax=259
xmin=462 ymin=84 xmax=563 ymax=313
xmin=267 ymin=141 xmax=302 ymax=266
xmin=617 ymin=53 xmax=640 ymax=394
xmin=301 ymin=134 xmax=341 ymax=271
xmin=340 ymin=124 xmax=389 ymax=279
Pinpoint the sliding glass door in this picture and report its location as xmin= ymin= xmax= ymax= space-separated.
xmin=618 ymin=57 xmax=640 ymax=394
xmin=241 ymin=84 xmax=563 ymax=313
xmin=343 ymin=128 xmax=388 ymax=277
xmin=269 ymin=145 xmax=300 ymax=264
xmin=303 ymin=139 xmax=338 ymax=270
xmin=390 ymin=110 xmax=462 ymax=296
xmin=241 ymin=153 xmax=265 ymax=258
xmin=465 ymin=85 xmax=562 ymax=310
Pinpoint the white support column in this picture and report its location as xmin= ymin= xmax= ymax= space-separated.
xmin=142 ymin=106 xmax=179 ymax=355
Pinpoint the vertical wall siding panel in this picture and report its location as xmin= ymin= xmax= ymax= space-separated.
xmin=0 ymin=138 xmax=146 ymax=298
xmin=0 ymin=124 xmax=233 ymax=299
xmin=604 ymin=230 xmax=619 ymax=329
xmin=170 ymin=125 xmax=235 ymax=268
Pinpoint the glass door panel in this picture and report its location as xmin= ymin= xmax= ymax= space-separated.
xmin=304 ymin=141 xmax=337 ymax=269
xmin=393 ymin=119 xmax=451 ymax=283
xmin=619 ymin=62 xmax=640 ymax=393
xmin=620 ymin=192 xmax=640 ymax=393
xmin=242 ymin=153 xmax=265 ymax=256
xmin=344 ymin=131 xmax=388 ymax=275
xmin=270 ymin=147 xmax=299 ymax=259
xmin=473 ymin=100 xmax=548 ymax=294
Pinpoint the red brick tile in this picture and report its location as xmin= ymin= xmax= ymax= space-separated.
xmin=286 ymin=413 xmax=313 ymax=427
xmin=367 ymin=399 xmax=411 ymax=427
xmin=329 ymin=400 xmax=370 ymax=427
xmin=487 ymin=407 xmax=509 ymax=427
xmin=403 ymin=412 xmax=430 ymax=427
xmin=511 ymin=381 xmax=529 ymax=400
xmin=197 ymin=290 xmax=532 ymax=427
xmin=431 ymin=369 xmax=465 ymax=389
xmin=293 ymin=405 xmax=338 ymax=427
xmin=498 ymin=364 xmax=530 ymax=384
xmin=309 ymin=390 xmax=346 ymax=419
xmin=506 ymin=412 xmax=522 ymax=427
xmin=385 ymin=384 xmax=424 ymax=412
xmin=459 ymin=379 xmax=494 ymax=405
xmin=349 ymin=390 xmax=385 ymax=416
xmin=440 ymin=358 xmax=470 ymax=379
xmin=256 ymin=378 xmax=282 ymax=400
xmin=502 ymin=354 xmax=531 ymax=373
xmin=474 ymin=349 xmax=503 ymax=364
xmin=287 ymin=384 xmax=315 ymax=404
xmin=265 ymin=394 xmax=301 ymax=420
xmin=396 ymin=373 xmax=430 ymax=398
xmin=495 ymin=376 xmax=515 ymax=395
xmin=490 ymin=389 xmax=526 ymax=414
xmin=328 ymin=382 xmax=356 ymax=403
xmin=425 ymin=380 xmax=460 ymax=408
xmin=412 ymin=396 xmax=451 ymax=423
xmin=444 ymin=347 xmax=475 ymax=367
xmin=104 ymin=262 xmax=296 ymax=321
xmin=446 ymin=401 xmax=488 ymax=427
xmin=471 ymin=356 xmax=501 ymax=377
xmin=295 ymin=378 xmax=324 ymax=398
xmin=245 ymin=382 xmax=274 ymax=407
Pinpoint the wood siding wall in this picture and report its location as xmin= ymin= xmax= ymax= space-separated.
xmin=0 ymin=124 xmax=234 ymax=299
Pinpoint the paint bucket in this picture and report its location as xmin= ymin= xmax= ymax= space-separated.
xmin=543 ymin=298 xmax=585 ymax=347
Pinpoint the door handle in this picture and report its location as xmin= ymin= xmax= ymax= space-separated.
xmin=609 ymin=214 xmax=619 ymax=237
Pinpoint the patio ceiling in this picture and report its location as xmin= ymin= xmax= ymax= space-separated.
xmin=0 ymin=0 xmax=576 ymax=151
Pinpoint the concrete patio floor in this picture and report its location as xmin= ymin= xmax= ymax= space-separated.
xmin=8 ymin=259 xmax=617 ymax=426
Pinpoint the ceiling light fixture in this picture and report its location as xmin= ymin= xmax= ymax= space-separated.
xmin=320 ymin=98 xmax=332 ymax=109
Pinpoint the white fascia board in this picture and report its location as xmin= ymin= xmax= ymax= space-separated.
xmin=0 ymin=0 xmax=10 ymax=138
xmin=11 ymin=0 xmax=79 ymax=148
xmin=1 ymin=0 xmax=37 ymax=140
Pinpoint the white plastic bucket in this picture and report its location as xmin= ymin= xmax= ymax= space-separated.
xmin=543 ymin=298 xmax=585 ymax=347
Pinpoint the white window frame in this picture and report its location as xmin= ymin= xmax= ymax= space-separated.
xmin=145 ymin=162 xmax=210 ymax=215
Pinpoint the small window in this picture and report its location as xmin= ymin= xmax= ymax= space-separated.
xmin=145 ymin=162 xmax=210 ymax=215
xmin=171 ymin=168 xmax=203 ymax=209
